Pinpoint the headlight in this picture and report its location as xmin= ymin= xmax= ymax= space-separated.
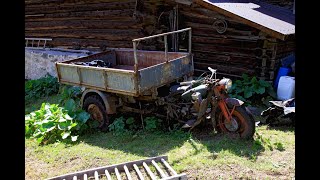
xmin=218 ymin=78 xmax=232 ymax=91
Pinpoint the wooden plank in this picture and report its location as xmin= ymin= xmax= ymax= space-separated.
xmin=26 ymin=9 xmax=134 ymax=18
xmin=192 ymin=43 xmax=256 ymax=56
xmin=26 ymin=1 xmax=136 ymax=14
xmin=133 ymin=164 xmax=145 ymax=180
xmin=192 ymin=49 xmax=257 ymax=59
xmin=104 ymin=170 xmax=112 ymax=180
xmin=185 ymin=21 xmax=255 ymax=35
xmin=142 ymin=162 xmax=157 ymax=180
xmin=191 ymin=28 xmax=261 ymax=41
xmin=124 ymin=165 xmax=132 ymax=180
xmin=151 ymin=160 xmax=167 ymax=178
xmin=161 ymin=158 xmax=177 ymax=176
xmin=180 ymin=10 xmax=257 ymax=31
xmin=25 ymin=16 xmax=136 ymax=22
xmin=192 ymin=35 xmax=257 ymax=47
xmin=83 ymin=174 xmax=88 ymax=180
xmin=194 ymin=62 xmax=255 ymax=75
xmin=26 ymin=20 xmax=142 ymax=31
xmin=25 ymin=0 xmax=134 ymax=6
xmin=47 ymin=38 xmax=132 ymax=49
xmin=25 ymin=30 xmax=142 ymax=41
xmin=73 ymin=176 xmax=77 ymax=180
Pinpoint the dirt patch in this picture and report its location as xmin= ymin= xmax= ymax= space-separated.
xmin=184 ymin=163 xmax=294 ymax=180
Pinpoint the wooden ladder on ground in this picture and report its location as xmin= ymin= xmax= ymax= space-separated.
xmin=46 ymin=155 xmax=187 ymax=180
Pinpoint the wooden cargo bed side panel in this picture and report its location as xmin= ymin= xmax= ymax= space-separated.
xmin=58 ymin=65 xmax=80 ymax=84
xmin=80 ymin=68 xmax=106 ymax=89
xmin=105 ymin=71 xmax=137 ymax=94
xmin=116 ymin=50 xmax=188 ymax=67
xmin=139 ymin=55 xmax=193 ymax=92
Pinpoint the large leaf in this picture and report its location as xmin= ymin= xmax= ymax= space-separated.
xmin=71 ymin=136 xmax=78 ymax=142
xmin=76 ymin=111 xmax=90 ymax=123
xmin=61 ymin=131 xmax=71 ymax=139
xmin=241 ymin=74 xmax=249 ymax=81
xmin=58 ymin=121 xmax=72 ymax=130
xmin=259 ymin=79 xmax=271 ymax=87
xmin=46 ymin=126 xmax=56 ymax=132
xmin=126 ymin=117 xmax=135 ymax=125
xmin=68 ymin=123 xmax=78 ymax=130
xmin=244 ymin=87 xmax=253 ymax=98
xmin=64 ymin=99 xmax=76 ymax=112
xmin=254 ymin=86 xmax=265 ymax=94
xmin=251 ymin=76 xmax=258 ymax=84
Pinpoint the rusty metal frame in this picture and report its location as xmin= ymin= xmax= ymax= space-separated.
xmin=46 ymin=155 xmax=187 ymax=180
xmin=132 ymin=27 xmax=192 ymax=73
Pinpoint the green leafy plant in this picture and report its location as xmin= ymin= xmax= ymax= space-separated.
xmin=126 ymin=117 xmax=138 ymax=130
xmin=25 ymin=102 xmax=90 ymax=145
xmin=25 ymin=75 xmax=60 ymax=104
xmin=58 ymin=85 xmax=82 ymax=104
xmin=108 ymin=116 xmax=127 ymax=135
xmin=228 ymin=74 xmax=276 ymax=106
xmin=274 ymin=142 xmax=285 ymax=151
xmin=145 ymin=116 xmax=162 ymax=131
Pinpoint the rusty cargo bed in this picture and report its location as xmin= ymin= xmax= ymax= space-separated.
xmin=55 ymin=28 xmax=193 ymax=97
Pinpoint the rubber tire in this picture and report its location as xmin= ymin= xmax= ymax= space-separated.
xmin=83 ymin=95 xmax=109 ymax=130
xmin=216 ymin=105 xmax=255 ymax=140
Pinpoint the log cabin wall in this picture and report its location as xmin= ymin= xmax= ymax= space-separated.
xmin=25 ymin=0 xmax=173 ymax=50
xmin=169 ymin=2 xmax=264 ymax=79
xmin=25 ymin=0 xmax=295 ymax=81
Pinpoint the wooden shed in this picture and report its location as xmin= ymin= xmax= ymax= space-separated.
xmin=25 ymin=0 xmax=295 ymax=81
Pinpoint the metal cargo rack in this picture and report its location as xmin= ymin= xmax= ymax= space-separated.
xmin=46 ymin=155 xmax=187 ymax=180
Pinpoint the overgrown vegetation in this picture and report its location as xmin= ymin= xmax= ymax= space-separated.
xmin=25 ymin=77 xmax=92 ymax=145
xmin=25 ymin=102 xmax=90 ymax=145
xmin=108 ymin=116 xmax=164 ymax=135
xmin=228 ymin=74 xmax=276 ymax=107
xmin=25 ymin=75 xmax=60 ymax=104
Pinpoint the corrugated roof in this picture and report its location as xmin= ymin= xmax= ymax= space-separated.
xmin=195 ymin=0 xmax=295 ymax=40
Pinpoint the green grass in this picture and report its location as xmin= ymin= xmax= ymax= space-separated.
xmin=25 ymin=94 xmax=295 ymax=179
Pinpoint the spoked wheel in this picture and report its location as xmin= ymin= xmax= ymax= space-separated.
xmin=216 ymin=105 xmax=255 ymax=139
xmin=83 ymin=95 xmax=109 ymax=130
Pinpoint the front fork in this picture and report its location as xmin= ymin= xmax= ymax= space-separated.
xmin=211 ymin=86 xmax=234 ymax=128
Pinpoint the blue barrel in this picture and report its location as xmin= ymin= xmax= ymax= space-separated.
xmin=274 ymin=67 xmax=291 ymax=89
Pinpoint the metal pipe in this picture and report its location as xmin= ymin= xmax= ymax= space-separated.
xmin=132 ymin=28 xmax=191 ymax=42
xmin=164 ymin=35 xmax=168 ymax=62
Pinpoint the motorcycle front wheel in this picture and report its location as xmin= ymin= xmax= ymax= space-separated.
xmin=216 ymin=105 xmax=255 ymax=139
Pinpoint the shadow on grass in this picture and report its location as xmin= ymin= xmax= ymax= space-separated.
xmin=80 ymin=127 xmax=265 ymax=162
xmin=266 ymin=125 xmax=295 ymax=132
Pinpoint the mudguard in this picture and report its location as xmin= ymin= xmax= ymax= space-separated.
xmin=80 ymin=89 xmax=117 ymax=114
xmin=225 ymin=98 xmax=244 ymax=106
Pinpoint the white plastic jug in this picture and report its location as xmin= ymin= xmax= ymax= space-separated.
xmin=277 ymin=76 xmax=295 ymax=100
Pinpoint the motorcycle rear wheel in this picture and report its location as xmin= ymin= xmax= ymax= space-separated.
xmin=216 ymin=105 xmax=255 ymax=139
